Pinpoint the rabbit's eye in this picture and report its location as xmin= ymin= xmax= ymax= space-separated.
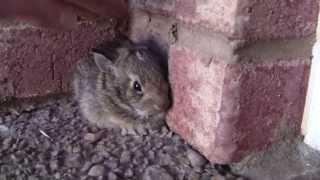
xmin=133 ymin=81 xmax=143 ymax=93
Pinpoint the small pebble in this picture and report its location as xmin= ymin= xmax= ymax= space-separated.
xmin=161 ymin=126 xmax=169 ymax=136
xmin=83 ymin=133 xmax=96 ymax=143
xmin=105 ymin=160 xmax=118 ymax=169
xmin=50 ymin=160 xmax=59 ymax=171
xmin=72 ymin=146 xmax=81 ymax=153
xmin=66 ymin=153 xmax=82 ymax=168
xmin=124 ymin=168 xmax=134 ymax=177
xmin=187 ymin=149 xmax=208 ymax=168
xmin=91 ymin=154 xmax=104 ymax=164
xmin=158 ymin=152 xmax=173 ymax=166
xmin=50 ymin=150 xmax=59 ymax=158
xmin=0 ymin=125 xmax=9 ymax=137
xmin=28 ymin=176 xmax=39 ymax=180
xmin=54 ymin=173 xmax=61 ymax=179
xmin=188 ymin=171 xmax=201 ymax=180
xmin=108 ymin=172 xmax=118 ymax=180
xmin=88 ymin=165 xmax=106 ymax=177
xmin=2 ymin=137 xmax=13 ymax=151
xmin=143 ymin=166 xmax=174 ymax=180
xmin=81 ymin=161 xmax=93 ymax=173
xmin=214 ymin=174 xmax=229 ymax=180
xmin=120 ymin=151 xmax=131 ymax=164
xmin=136 ymin=125 xmax=148 ymax=135
xmin=148 ymin=150 xmax=155 ymax=160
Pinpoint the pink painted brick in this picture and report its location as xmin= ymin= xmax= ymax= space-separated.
xmin=167 ymin=46 xmax=310 ymax=163
xmin=0 ymin=21 xmax=116 ymax=101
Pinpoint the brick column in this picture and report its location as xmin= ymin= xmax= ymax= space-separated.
xmin=129 ymin=0 xmax=319 ymax=163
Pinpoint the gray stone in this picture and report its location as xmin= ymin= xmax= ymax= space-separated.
xmin=143 ymin=166 xmax=174 ymax=180
xmin=66 ymin=153 xmax=82 ymax=168
xmin=200 ymin=174 xmax=212 ymax=180
xmin=2 ymin=137 xmax=13 ymax=151
xmin=81 ymin=161 xmax=93 ymax=173
xmin=49 ymin=160 xmax=59 ymax=171
xmin=54 ymin=173 xmax=61 ymax=179
xmin=84 ymin=133 xmax=97 ymax=143
xmin=28 ymin=176 xmax=39 ymax=180
xmin=159 ymin=152 xmax=173 ymax=166
xmin=91 ymin=154 xmax=104 ymax=164
xmin=187 ymin=149 xmax=207 ymax=168
xmin=136 ymin=125 xmax=148 ymax=135
xmin=120 ymin=151 xmax=131 ymax=164
xmin=88 ymin=165 xmax=106 ymax=177
xmin=105 ymin=160 xmax=118 ymax=170
xmin=0 ymin=125 xmax=9 ymax=137
xmin=213 ymin=174 xmax=229 ymax=180
xmin=124 ymin=168 xmax=134 ymax=177
xmin=188 ymin=172 xmax=201 ymax=180
xmin=160 ymin=126 xmax=169 ymax=136
xmin=108 ymin=172 xmax=118 ymax=180
xmin=72 ymin=145 xmax=81 ymax=153
xmin=148 ymin=150 xmax=155 ymax=160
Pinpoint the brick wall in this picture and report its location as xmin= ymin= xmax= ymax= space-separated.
xmin=129 ymin=0 xmax=319 ymax=163
xmin=0 ymin=19 xmax=117 ymax=103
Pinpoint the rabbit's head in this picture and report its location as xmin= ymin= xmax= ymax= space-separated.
xmin=93 ymin=41 xmax=171 ymax=119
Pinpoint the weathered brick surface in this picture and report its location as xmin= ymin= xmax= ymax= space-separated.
xmin=129 ymin=0 xmax=176 ymax=15
xmin=129 ymin=10 xmax=177 ymax=52
xmin=130 ymin=0 xmax=319 ymax=41
xmin=240 ymin=0 xmax=319 ymax=40
xmin=175 ymin=0 xmax=239 ymax=37
xmin=0 ymin=20 xmax=116 ymax=101
xmin=167 ymin=45 xmax=310 ymax=163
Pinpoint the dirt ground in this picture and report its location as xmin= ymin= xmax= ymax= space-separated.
xmin=0 ymin=96 xmax=319 ymax=180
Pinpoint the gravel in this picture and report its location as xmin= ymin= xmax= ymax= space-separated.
xmin=142 ymin=166 xmax=174 ymax=180
xmin=0 ymin=96 xmax=242 ymax=180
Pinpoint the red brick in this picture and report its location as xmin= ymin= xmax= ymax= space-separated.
xmin=167 ymin=45 xmax=310 ymax=163
xmin=129 ymin=0 xmax=319 ymax=41
xmin=129 ymin=10 xmax=177 ymax=51
xmin=175 ymin=0 xmax=238 ymax=37
xmin=129 ymin=0 xmax=176 ymax=15
xmin=0 ymin=21 xmax=116 ymax=100
xmin=239 ymin=0 xmax=319 ymax=40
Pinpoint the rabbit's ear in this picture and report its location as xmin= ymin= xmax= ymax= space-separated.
xmin=116 ymin=47 xmax=130 ymax=61
xmin=92 ymin=52 xmax=115 ymax=72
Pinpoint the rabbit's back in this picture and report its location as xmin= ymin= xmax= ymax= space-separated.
xmin=73 ymin=57 xmax=113 ymax=127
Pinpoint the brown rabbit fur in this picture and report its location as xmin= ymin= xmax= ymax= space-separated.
xmin=73 ymin=36 xmax=171 ymax=131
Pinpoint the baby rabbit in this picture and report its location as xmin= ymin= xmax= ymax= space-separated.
xmin=73 ymin=36 xmax=171 ymax=132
